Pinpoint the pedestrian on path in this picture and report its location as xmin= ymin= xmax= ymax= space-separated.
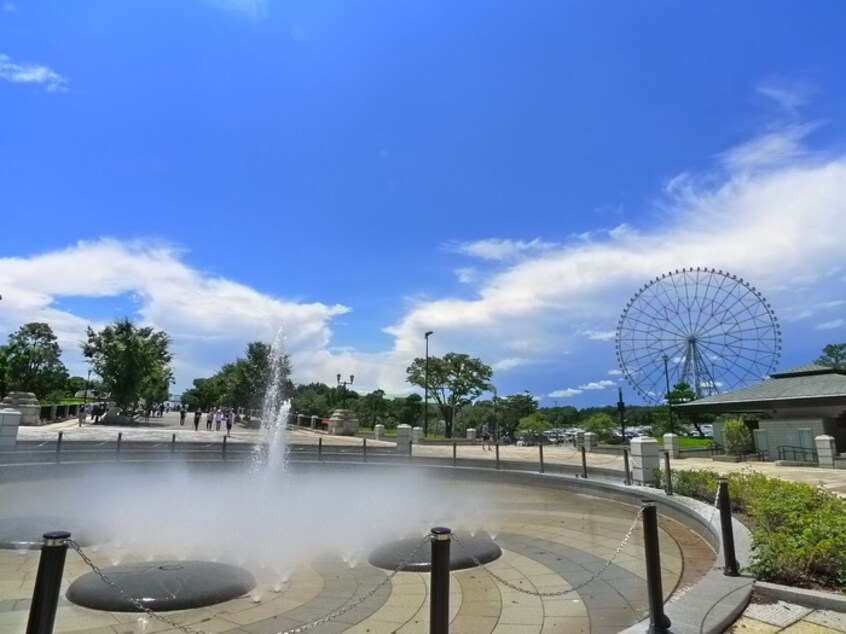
xmin=193 ymin=408 xmax=201 ymax=431
xmin=214 ymin=408 xmax=223 ymax=432
xmin=481 ymin=422 xmax=491 ymax=451
xmin=206 ymin=409 xmax=213 ymax=431
xmin=179 ymin=406 xmax=186 ymax=426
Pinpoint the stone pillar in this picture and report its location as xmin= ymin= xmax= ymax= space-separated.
xmin=630 ymin=437 xmax=660 ymax=486
xmin=411 ymin=426 xmax=423 ymax=444
xmin=575 ymin=431 xmax=585 ymax=448
xmin=0 ymin=392 xmax=41 ymax=426
xmin=816 ymin=435 xmax=836 ymax=468
xmin=0 ymin=408 xmax=21 ymax=449
xmin=583 ymin=432 xmax=596 ymax=452
xmin=396 ymin=424 xmax=412 ymax=453
xmin=466 ymin=428 xmax=477 ymax=442
xmin=310 ymin=415 xmax=319 ymax=430
xmin=374 ymin=424 xmax=385 ymax=440
xmin=326 ymin=409 xmax=360 ymax=436
xmin=50 ymin=404 xmax=58 ymax=421
xmin=297 ymin=413 xmax=306 ymax=427
xmin=663 ymin=433 xmax=680 ymax=459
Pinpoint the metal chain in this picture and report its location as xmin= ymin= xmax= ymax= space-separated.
xmin=68 ymin=539 xmax=206 ymax=634
xmin=277 ymin=534 xmax=431 ymax=634
xmin=586 ymin=452 xmax=621 ymax=466
xmin=452 ymin=507 xmax=644 ymax=598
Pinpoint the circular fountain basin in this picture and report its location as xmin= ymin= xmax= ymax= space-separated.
xmin=369 ymin=532 xmax=502 ymax=572
xmin=66 ymin=560 xmax=256 ymax=612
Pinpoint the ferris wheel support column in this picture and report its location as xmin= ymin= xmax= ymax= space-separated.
xmin=663 ymin=355 xmax=674 ymax=434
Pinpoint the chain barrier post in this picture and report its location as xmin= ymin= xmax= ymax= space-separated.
xmin=539 ymin=443 xmax=545 ymax=473
xmin=452 ymin=442 xmax=457 ymax=467
xmin=171 ymin=433 xmax=176 ymax=454
xmin=318 ymin=437 xmax=323 ymax=461
xmin=408 ymin=438 xmax=413 ymax=463
xmin=116 ymin=432 xmax=122 ymax=459
xmin=429 ymin=527 xmax=452 ymax=634
xmin=363 ymin=437 xmax=367 ymax=462
xmin=495 ymin=442 xmax=500 ymax=470
xmin=26 ymin=531 xmax=71 ymax=634
xmin=222 ymin=435 xmax=227 ymax=459
xmin=642 ymin=501 xmax=671 ymax=633
xmin=623 ymin=449 xmax=632 ymax=485
xmin=56 ymin=431 xmax=63 ymax=462
xmin=581 ymin=446 xmax=588 ymax=479
xmin=663 ymin=452 xmax=673 ymax=496
xmin=717 ymin=478 xmax=740 ymax=577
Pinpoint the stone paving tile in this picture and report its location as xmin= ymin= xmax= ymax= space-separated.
xmin=782 ymin=620 xmax=846 ymax=634
xmin=745 ymin=599 xmax=813 ymax=628
xmin=807 ymin=610 xmax=846 ymax=632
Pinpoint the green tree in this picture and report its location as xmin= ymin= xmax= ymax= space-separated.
xmin=516 ymin=412 xmax=552 ymax=443
xmin=816 ymin=343 xmax=846 ymax=370
xmin=354 ymin=389 xmax=389 ymax=427
xmin=64 ymin=375 xmax=88 ymax=398
xmin=290 ymin=382 xmax=334 ymax=418
xmin=4 ymin=322 xmax=68 ymax=400
xmin=498 ymin=393 xmax=537 ymax=435
xmin=406 ymin=353 xmax=493 ymax=438
xmin=582 ymin=412 xmax=617 ymax=438
xmin=82 ymin=318 xmax=173 ymax=412
xmin=390 ymin=393 xmax=422 ymax=428
xmin=0 ymin=345 xmax=8 ymax=399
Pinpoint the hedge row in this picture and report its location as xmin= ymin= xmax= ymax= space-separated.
xmin=671 ymin=469 xmax=846 ymax=591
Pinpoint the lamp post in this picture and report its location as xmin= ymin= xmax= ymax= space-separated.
xmin=424 ymin=331 xmax=433 ymax=436
xmin=83 ymin=368 xmax=91 ymax=410
xmin=337 ymin=373 xmax=354 ymax=408
xmin=617 ymin=386 xmax=626 ymax=439
xmin=663 ymin=355 xmax=674 ymax=434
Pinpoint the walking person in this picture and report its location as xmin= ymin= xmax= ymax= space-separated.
xmin=179 ymin=405 xmax=186 ymax=426
xmin=193 ymin=408 xmax=202 ymax=431
xmin=226 ymin=409 xmax=234 ymax=437
xmin=481 ymin=422 xmax=492 ymax=451
xmin=214 ymin=408 xmax=223 ymax=432
xmin=206 ymin=408 xmax=213 ymax=431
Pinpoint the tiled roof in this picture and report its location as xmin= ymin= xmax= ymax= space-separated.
xmin=677 ymin=365 xmax=846 ymax=410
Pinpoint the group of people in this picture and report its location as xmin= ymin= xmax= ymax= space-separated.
xmin=191 ymin=407 xmax=237 ymax=436
xmin=76 ymin=402 xmax=108 ymax=426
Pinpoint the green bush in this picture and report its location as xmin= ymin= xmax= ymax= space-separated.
xmin=672 ymin=468 xmax=846 ymax=590
xmin=723 ymin=418 xmax=752 ymax=456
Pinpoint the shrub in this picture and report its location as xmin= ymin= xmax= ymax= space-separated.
xmin=723 ymin=418 xmax=752 ymax=456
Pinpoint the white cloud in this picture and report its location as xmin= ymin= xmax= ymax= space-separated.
xmin=492 ymin=357 xmax=530 ymax=371
xmin=815 ymin=319 xmax=844 ymax=331
xmin=549 ymin=388 xmax=582 ymax=398
xmin=581 ymin=329 xmax=616 ymax=341
xmin=720 ymin=123 xmax=815 ymax=173
xmin=578 ymin=380 xmax=615 ymax=390
xmin=0 ymin=54 xmax=67 ymax=92
xmin=607 ymin=369 xmax=623 ymax=376
xmin=448 ymin=238 xmax=556 ymax=262
xmin=756 ymin=76 xmax=817 ymax=114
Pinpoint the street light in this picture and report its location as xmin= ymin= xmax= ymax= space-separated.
xmin=663 ymin=354 xmax=674 ymax=434
xmin=424 ymin=331 xmax=433 ymax=436
xmin=337 ymin=373 xmax=354 ymax=408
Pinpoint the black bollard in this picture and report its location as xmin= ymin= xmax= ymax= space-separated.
xmin=429 ymin=527 xmax=452 ymax=634
xmin=56 ymin=432 xmax=63 ymax=462
xmin=664 ymin=452 xmax=673 ymax=496
xmin=623 ymin=449 xmax=632 ymax=486
xmin=717 ymin=478 xmax=740 ymax=576
xmin=539 ymin=443 xmax=545 ymax=474
xmin=116 ymin=432 xmax=122 ymax=458
xmin=363 ymin=438 xmax=367 ymax=462
xmin=452 ymin=442 xmax=457 ymax=468
xmin=408 ymin=439 xmax=413 ymax=463
xmin=581 ymin=446 xmax=588 ymax=479
xmin=641 ymin=502 xmax=671 ymax=633
xmin=171 ymin=433 xmax=176 ymax=454
xmin=26 ymin=531 xmax=71 ymax=634
xmin=495 ymin=443 xmax=500 ymax=470
xmin=222 ymin=435 xmax=227 ymax=459
xmin=318 ymin=437 xmax=323 ymax=461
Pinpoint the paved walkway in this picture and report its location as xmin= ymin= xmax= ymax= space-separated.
xmin=5 ymin=415 xmax=846 ymax=633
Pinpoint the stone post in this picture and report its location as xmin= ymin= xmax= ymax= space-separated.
xmin=0 ymin=408 xmax=21 ymax=449
xmin=663 ymin=433 xmax=680 ymax=459
xmin=575 ymin=431 xmax=585 ymax=448
xmin=374 ymin=424 xmax=385 ymax=440
xmin=296 ymin=413 xmax=305 ymax=427
xmin=411 ymin=426 xmax=423 ymax=444
xmin=50 ymin=404 xmax=58 ymax=422
xmin=630 ymin=437 xmax=660 ymax=486
xmin=0 ymin=392 xmax=41 ymax=426
xmin=816 ymin=435 xmax=836 ymax=468
xmin=466 ymin=428 xmax=477 ymax=442
xmin=583 ymin=432 xmax=596 ymax=452
xmin=310 ymin=415 xmax=319 ymax=430
xmin=396 ymin=424 xmax=412 ymax=453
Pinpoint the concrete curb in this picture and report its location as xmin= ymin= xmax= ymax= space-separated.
xmin=754 ymin=581 xmax=846 ymax=612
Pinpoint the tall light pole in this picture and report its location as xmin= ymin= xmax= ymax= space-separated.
xmin=337 ymin=373 xmax=354 ymax=408
xmin=424 ymin=331 xmax=433 ymax=436
xmin=663 ymin=354 xmax=674 ymax=434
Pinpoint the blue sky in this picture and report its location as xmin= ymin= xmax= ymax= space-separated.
xmin=2 ymin=1 xmax=846 ymax=407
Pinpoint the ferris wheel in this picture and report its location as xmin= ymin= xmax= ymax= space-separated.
xmin=615 ymin=267 xmax=781 ymax=404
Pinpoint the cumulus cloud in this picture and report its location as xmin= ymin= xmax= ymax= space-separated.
xmin=815 ymin=319 xmax=844 ymax=331
xmin=549 ymin=388 xmax=582 ymax=398
xmin=578 ymin=380 xmax=615 ymax=390
xmin=0 ymin=54 xmax=67 ymax=91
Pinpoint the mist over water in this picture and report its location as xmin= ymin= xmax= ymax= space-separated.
xmin=251 ymin=328 xmax=291 ymax=476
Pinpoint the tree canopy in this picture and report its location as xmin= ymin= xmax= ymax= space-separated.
xmin=82 ymin=318 xmax=173 ymax=411
xmin=4 ymin=322 xmax=68 ymax=400
xmin=406 ymin=352 xmax=493 ymax=438
xmin=816 ymin=343 xmax=846 ymax=370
